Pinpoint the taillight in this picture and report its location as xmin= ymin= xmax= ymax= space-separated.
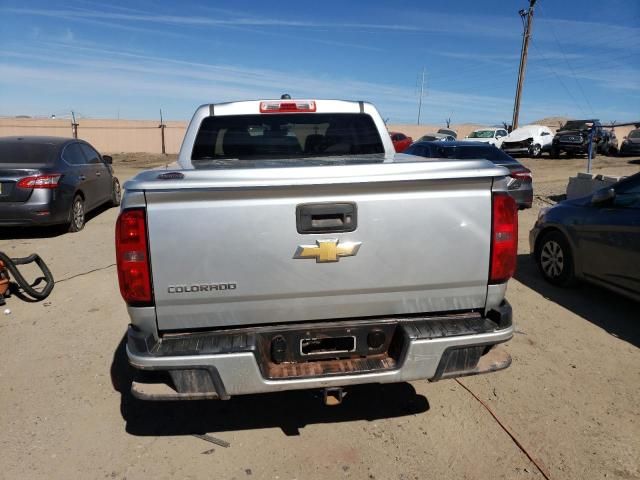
xmin=260 ymin=100 xmax=316 ymax=113
xmin=17 ymin=174 xmax=62 ymax=189
xmin=510 ymin=170 xmax=532 ymax=181
xmin=490 ymin=192 xmax=518 ymax=284
xmin=115 ymin=209 xmax=153 ymax=306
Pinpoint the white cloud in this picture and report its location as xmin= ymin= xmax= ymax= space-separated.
xmin=0 ymin=44 xmax=516 ymax=122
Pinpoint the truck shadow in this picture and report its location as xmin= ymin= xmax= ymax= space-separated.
xmin=515 ymin=254 xmax=640 ymax=348
xmin=110 ymin=336 xmax=430 ymax=437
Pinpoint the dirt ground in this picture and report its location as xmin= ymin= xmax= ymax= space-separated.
xmin=0 ymin=152 xmax=639 ymax=480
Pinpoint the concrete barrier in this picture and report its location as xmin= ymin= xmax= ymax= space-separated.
xmin=566 ymin=173 xmax=623 ymax=199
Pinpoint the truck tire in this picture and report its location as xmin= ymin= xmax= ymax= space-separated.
xmin=536 ymin=231 xmax=575 ymax=286
xmin=68 ymin=195 xmax=86 ymax=232
xmin=550 ymin=147 xmax=560 ymax=159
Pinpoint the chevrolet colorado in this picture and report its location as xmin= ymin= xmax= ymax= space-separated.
xmin=117 ymin=99 xmax=517 ymax=401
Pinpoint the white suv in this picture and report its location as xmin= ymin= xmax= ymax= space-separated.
xmin=464 ymin=128 xmax=509 ymax=147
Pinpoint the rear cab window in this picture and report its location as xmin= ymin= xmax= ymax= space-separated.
xmin=191 ymin=113 xmax=384 ymax=167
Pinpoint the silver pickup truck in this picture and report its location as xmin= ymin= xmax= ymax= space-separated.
xmin=117 ymin=99 xmax=517 ymax=402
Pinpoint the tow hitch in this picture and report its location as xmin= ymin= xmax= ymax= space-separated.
xmin=0 ymin=252 xmax=54 ymax=306
xmin=323 ymin=387 xmax=346 ymax=406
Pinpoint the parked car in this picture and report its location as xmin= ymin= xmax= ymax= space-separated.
xmin=619 ymin=128 xmax=640 ymax=156
xmin=551 ymin=119 xmax=607 ymax=158
xmin=0 ymin=136 xmax=120 ymax=231
xmin=404 ymin=141 xmax=532 ymax=209
xmin=437 ymin=128 xmax=457 ymax=139
xmin=501 ymin=125 xmax=554 ymax=157
xmin=415 ymin=132 xmax=456 ymax=142
xmin=464 ymin=128 xmax=509 ymax=148
xmin=530 ymin=171 xmax=640 ymax=302
xmin=389 ymin=131 xmax=412 ymax=152
xmin=600 ymin=128 xmax=618 ymax=156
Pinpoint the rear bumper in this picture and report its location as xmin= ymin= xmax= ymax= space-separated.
xmin=502 ymin=147 xmax=529 ymax=155
xmin=127 ymin=302 xmax=513 ymax=400
xmin=555 ymin=143 xmax=589 ymax=153
xmin=619 ymin=144 xmax=640 ymax=156
xmin=0 ymin=196 xmax=68 ymax=226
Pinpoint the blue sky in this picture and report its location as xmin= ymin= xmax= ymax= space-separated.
xmin=0 ymin=0 xmax=638 ymax=124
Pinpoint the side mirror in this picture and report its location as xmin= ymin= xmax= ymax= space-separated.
xmin=103 ymin=155 xmax=113 ymax=164
xmin=591 ymin=188 xmax=615 ymax=206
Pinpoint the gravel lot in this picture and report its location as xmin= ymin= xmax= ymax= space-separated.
xmin=1 ymin=153 xmax=638 ymax=480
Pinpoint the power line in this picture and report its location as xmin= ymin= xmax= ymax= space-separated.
xmin=530 ymin=40 xmax=588 ymax=116
xmin=537 ymin=3 xmax=595 ymax=115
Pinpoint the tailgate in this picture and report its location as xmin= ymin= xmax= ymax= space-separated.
xmin=144 ymin=168 xmax=495 ymax=331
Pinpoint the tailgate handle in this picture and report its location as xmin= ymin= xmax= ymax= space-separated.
xmin=296 ymin=203 xmax=357 ymax=234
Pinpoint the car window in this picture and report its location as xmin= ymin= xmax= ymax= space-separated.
xmin=80 ymin=144 xmax=102 ymax=164
xmin=468 ymin=130 xmax=494 ymax=139
xmin=498 ymin=130 xmax=507 ymax=137
xmin=397 ymin=134 xmax=406 ymax=140
xmin=63 ymin=143 xmax=88 ymax=165
xmin=614 ymin=175 xmax=640 ymax=209
xmin=0 ymin=141 xmax=58 ymax=165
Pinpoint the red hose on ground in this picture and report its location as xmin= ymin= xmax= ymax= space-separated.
xmin=455 ymin=378 xmax=552 ymax=480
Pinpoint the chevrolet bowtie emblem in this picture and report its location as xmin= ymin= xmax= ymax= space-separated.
xmin=294 ymin=239 xmax=362 ymax=263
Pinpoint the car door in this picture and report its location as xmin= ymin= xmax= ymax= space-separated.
xmin=578 ymin=176 xmax=640 ymax=295
xmin=79 ymin=143 xmax=111 ymax=206
xmin=61 ymin=142 xmax=94 ymax=206
xmin=495 ymin=130 xmax=508 ymax=147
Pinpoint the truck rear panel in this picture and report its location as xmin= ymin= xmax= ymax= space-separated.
xmin=133 ymin=160 xmax=503 ymax=331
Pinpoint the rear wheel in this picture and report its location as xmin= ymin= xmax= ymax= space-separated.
xmin=68 ymin=195 xmax=85 ymax=232
xmin=110 ymin=178 xmax=121 ymax=207
xmin=536 ymin=231 xmax=575 ymax=286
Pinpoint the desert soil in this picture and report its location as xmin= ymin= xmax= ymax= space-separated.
xmin=0 ymin=153 xmax=638 ymax=480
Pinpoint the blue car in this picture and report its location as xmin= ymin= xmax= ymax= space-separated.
xmin=404 ymin=141 xmax=533 ymax=209
xmin=530 ymin=172 xmax=640 ymax=301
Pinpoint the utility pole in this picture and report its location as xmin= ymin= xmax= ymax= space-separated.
xmin=71 ymin=110 xmax=78 ymax=139
xmin=511 ymin=0 xmax=536 ymax=131
xmin=159 ymin=108 xmax=166 ymax=155
xmin=417 ymin=67 xmax=426 ymax=125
